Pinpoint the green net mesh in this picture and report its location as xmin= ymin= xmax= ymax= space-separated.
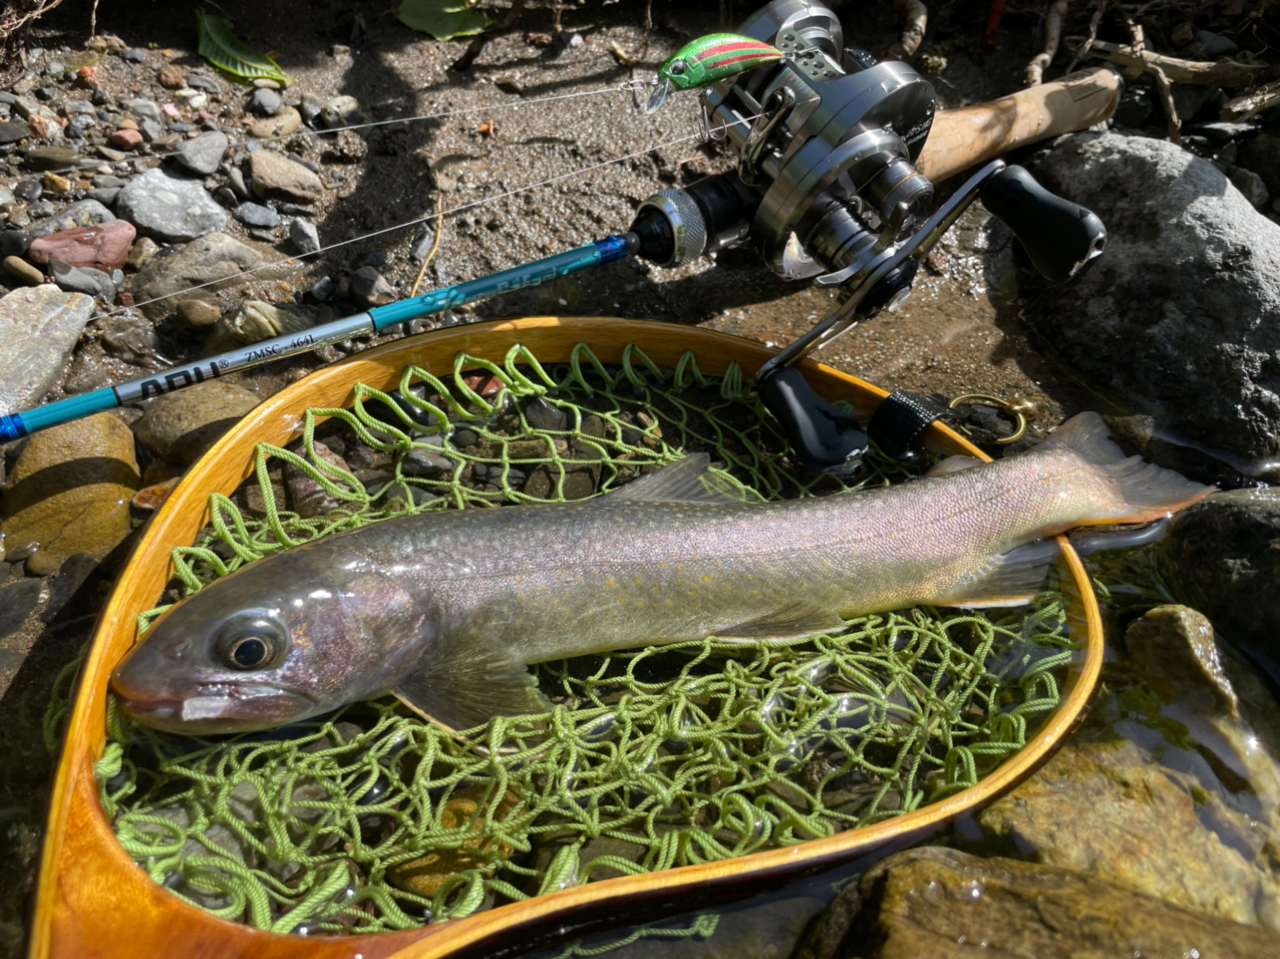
xmin=96 ymin=342 xmax=1079 ymax=937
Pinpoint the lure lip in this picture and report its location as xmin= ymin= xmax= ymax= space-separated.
xmin=644 ymin=78 xmax=672 ymax=114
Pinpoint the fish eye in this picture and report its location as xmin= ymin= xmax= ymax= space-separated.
xmin=214 ymin=614 xmax=288 ymax=671
xmin=669 ymin=59 xmax=687 ymax=76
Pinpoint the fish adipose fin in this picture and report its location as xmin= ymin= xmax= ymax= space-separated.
xmin=392 ymin=642 xmax=551 ymax=733
xmin=1047 ymin=412 xmax=1214 ymax=522
xmin=716 ymin=602 xmax=847 ymax=641
xmin=608 ymin=454 xmax=752 ymax=505
xmin=939 ymin=540 xmax=1063 ymax=609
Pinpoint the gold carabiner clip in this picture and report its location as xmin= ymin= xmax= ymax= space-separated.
xmin=948 ymin=393 xmax=1029 ymax=445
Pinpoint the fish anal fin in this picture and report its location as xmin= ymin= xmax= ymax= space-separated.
xmin=937 ymin=540 xmax=1062 ymax=609
xmin=608 ymin=454 xmax=751 ymax=505
xmin=392 ymin=642 xmax=551 ymax=733
xmin=716 ymin=603 xmax=846 ymax=641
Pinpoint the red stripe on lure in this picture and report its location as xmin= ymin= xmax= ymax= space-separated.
xmin=645 ymin=33 xmax=784 ymax=113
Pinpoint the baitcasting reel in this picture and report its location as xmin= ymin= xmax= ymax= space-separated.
xmin=627 ymin=0 xmax=1107 ymax=473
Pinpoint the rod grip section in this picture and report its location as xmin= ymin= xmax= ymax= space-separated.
xmin=980 ymin=164 xmax=1106 ymax=282
xmin=757 ymin=365 xmax=868 ymax=474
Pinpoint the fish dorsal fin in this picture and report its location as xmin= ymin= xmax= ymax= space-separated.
xmin=716 ymin=602 xmax=846 ymax=641
xmin=607 ymin=454 xmax=750 ymax=505
xmin=925 ymin=454 xmax=985 ymax=478
xmin=392 ymin=640 xmax=551 ymax=733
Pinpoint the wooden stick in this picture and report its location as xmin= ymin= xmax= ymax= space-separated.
xmin=1085 ymin=38 xmax=1277 ymax=87
xmin=1221 ymin=78 xmax=1280 ymax=121
xmin=917 ymin=65 xmax=1122 ymax=182
xmin=1122 ymin=21 xmax=1179 ymax=145
xmin=1026 ymin=0 xmax=1070 ymax=87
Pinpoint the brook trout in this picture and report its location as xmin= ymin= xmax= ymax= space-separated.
xmin=113 ymin=412 xmax=1211 ymax=734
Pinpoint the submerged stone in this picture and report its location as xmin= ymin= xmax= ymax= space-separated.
xmin=795 ymin=846 xmax=1280 ymax=959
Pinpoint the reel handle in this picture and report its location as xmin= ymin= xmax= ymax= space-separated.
xmin=756 ymin=365 xmax=868 ymax=474
xmin=980 ymin=164 xmax=1107 ymax=282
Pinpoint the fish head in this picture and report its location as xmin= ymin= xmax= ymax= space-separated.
xmin=111 ymin=549 xmax=426 ymax=734
xmin=657 ymin=54 xmax=704 ymax=92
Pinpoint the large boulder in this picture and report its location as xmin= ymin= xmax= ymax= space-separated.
xmin=1021 ymin=133 xmax=1280 ymax=483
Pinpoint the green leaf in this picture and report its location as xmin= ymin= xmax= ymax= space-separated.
xmin=196 ymin=8 xmax=292 ymax=85
xmin=397 ymin=0 xmax=492 ymax=42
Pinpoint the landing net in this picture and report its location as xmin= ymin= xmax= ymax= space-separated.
xmin=91 ymin=341 xmax=1077 ymax=935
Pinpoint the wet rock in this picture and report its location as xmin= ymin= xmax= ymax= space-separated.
xmin=320 ymin=95 xmax=361 ymax=129
xmin=23 ymin=145 xmax=82 ymax=170
xmin=132 ymin=381 xmax=261 ymax=465
xmin=285 ymin=441 xmax=353 ymax=517
xmin=127 ymin=232 xmax=264 ymax=320
xmin=386 ymin=785 xmax=518 ymax=899
xmin=796 ymin=846 xmax=1280 ymax=959
xmin=249 ymin=107 xmax=302 ymax=140
xmin=27 ymin=219 xmax=135 ymax=272
xmin=977 ymin=734 xmax=1280 ymax=931
xmin=208 ymin=300 xmax=313 ymax=351
xmin=248 ymin=88 xmax=282 ymax=116
xmin=115 ymin=167 xmax=229 ymax=243
xmin=0 ymin=579 xmax=46 ymax=642
xmin=1126 ymin=605 xmax=1241 ymax=715
xmin=1158 ymin=489 xmax=1280 ymax=689
xmin=125 ymin=235 xmax=160 ymax=271
xmin=2 ymin=255 xmax=43 ymax=286
xmin=174 ymin=297 xmax=221 ymax=330
xmin=48 ymin=260 xmax=118 ymax=301
xmin=0 ymin=120 xmax=31 ymax=144
xmin=0 ymin=413 xmax=140 ymax=576
xmin=25 ymin=198 xmax=114 ymax=237
xmin=348 ymin=265 xmax=394 ymax=306
xmin=1238 ymin=134 xmax=1280 ymax=197
xmin=97 ymin=313 xmax=166 ymax=368
xmin=0 ymin=286 xmax=95 ymax=411
xmin=1023 ymin=134 xmax=1280 ymax=479
xmin=288 ymin=217 xmax=320 ymax=255
xmin=107 ymin=128 xmax=144 ymax=151
xmin=233 ymin=201 xmax=279 ymax=229
xmin=171 ymin=130 xmax=228 ymax=176
xmin=249 ymin=150 xmax=323 ymax=204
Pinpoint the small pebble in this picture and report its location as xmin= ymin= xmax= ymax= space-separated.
xmin=108 ymin=128 xmax=144 ymax=151
xmin=249 ymin=88 xmax=282 ymax=117
xmin=2 ymin=255 xmax=44 ymax=286
xmin=234 ymin=201 xmax=280 ymax=228
xmin=289 ymin=217 xmax=320 ymax=255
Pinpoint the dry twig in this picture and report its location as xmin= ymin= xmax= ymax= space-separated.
xmin=1026 ymin=0 xmax=1070 ymax=87
xmin=1063 ymin=0 xmax=1106 ymax=74
xmin=1221 ymin=78 xmax=1280 ymax=121
xmin=409 ymin=192 xmax=445 ymax=299
xmin=1085 ymin=38 xmax=1278 ymax=87
xmin=1124 ymin=20 xmax=1180 ymax=144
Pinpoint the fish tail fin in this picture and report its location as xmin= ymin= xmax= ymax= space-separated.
xmin=1044 ymin=412 xmax=1214 ymax=523
xmin=392 ymin=638 xmax=551 ymax=734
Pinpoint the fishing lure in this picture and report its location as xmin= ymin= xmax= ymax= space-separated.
xmin=645 ymin=33 xmax=784 ymax=113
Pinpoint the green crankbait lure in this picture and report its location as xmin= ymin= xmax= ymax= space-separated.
xmin=645 ymin=33 xmax=784 ymax=113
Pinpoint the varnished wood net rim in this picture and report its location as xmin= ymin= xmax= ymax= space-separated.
xmin=32 ymin=318 xmax=1104 ymax=959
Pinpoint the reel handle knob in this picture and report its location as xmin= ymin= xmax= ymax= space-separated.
xmin=980 ymin=164 xmax=1106 ymax=283
xmin=756 ymin=365 xmax=868 ymax=474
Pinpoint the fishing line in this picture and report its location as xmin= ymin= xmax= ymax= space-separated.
xmin=99 ymin=113 xmax=761 ymax=321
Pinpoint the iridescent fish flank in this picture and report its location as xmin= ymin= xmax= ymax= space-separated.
xmin=112 ymin=413 xmax=1213 ymax=736
xmin=646 ymin=33 xmax=784 ymax=113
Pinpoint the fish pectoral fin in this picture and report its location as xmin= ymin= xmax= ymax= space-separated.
xmin=392 ymin=643 xmax=551 ymax=734
xmin=607 ymin=454 xmax=753 ymax=505
xmin=936 ymin=540 xmax=1062 ymax=609
xmin=716 ymin=603 xmax=847 ymax=641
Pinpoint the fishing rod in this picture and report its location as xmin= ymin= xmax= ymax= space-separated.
xmin=2 ymin=0 xmax=1119 ymax=468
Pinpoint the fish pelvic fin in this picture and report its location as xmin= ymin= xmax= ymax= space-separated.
xmin=937 ymin=540 xmax=1063 ymax=609
xmin=607 ymin=454 xmax=753 ymax=505
xmin=1045 ymin=412 xmax=1215 ymax=522
xmin=716 ymin=602 xmax=847 ymax=641
xmin=392 ymin=641 xmax=551 ymax=733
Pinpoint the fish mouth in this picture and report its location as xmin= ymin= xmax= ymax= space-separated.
xmin=111 ymin=677 xmax=318 ymax=735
